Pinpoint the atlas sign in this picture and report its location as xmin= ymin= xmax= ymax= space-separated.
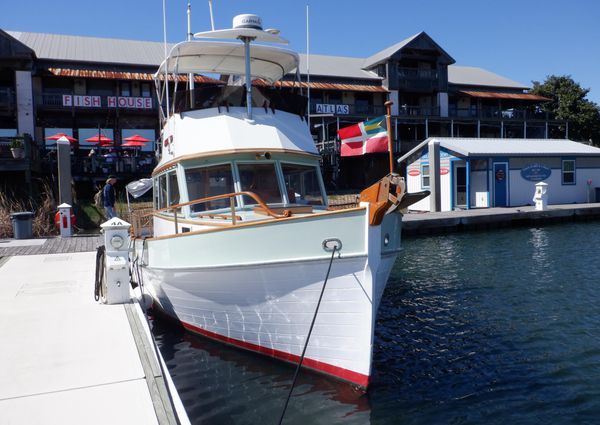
xmin=315 ymin=103 xmax=350 ymax=114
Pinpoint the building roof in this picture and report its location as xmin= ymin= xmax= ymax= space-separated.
xmin=400 ymin=138 xmax=600 ymax=163
xmin=6 ymin=30 xmax=530 ymax=90
xmin=362 ymin=31 xmax=455 ymax=69
xmin=6 ymin=31 xmax=167 ymax=66
xmin=297 ymin=54 xmax=380 ymax=81
xmin=448 ymin=66 xmax=528 ymax=89
xmin=459 ymin=90 xmax=550 ymax=101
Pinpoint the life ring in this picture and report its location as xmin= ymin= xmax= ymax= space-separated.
xmin=54 ymin=211 xmax=77 ymax=228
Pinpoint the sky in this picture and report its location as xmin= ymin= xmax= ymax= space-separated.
xmin=2 ymin=0 xmax=600 ymax=104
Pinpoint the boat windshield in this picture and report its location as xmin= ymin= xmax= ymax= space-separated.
xmin=238 ymin=163 xmax=282 ymax=205
xmin=281 ymin=163 xmax=324 ymax=206
xmin=186 ymin=164 xmax=236 ymax=212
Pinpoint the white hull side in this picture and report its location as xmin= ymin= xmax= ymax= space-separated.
xmin=138 ymin=209 xmax=402 ymax=387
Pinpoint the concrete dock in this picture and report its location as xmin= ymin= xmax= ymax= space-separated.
xmin=0 ymin=236 xmax=189 ymax=425
xmin=402 ymin=203 xmax=600 ymax=235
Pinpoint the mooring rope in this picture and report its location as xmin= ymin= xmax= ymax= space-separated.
xmin=93 ymin=245 xmax=105 ymax=302
xmin=277 ymin=245 xmax=338 ymax=425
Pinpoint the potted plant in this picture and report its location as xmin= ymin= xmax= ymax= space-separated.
xmin=10 ymin=137 xmax=25 ymax=159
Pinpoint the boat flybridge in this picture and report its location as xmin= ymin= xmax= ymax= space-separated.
xmin=133 ymin=14 xmax=414 ymax=389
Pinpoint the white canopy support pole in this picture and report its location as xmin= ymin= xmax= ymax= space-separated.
xmin=241 ymin=36 xmax=254 ymax=119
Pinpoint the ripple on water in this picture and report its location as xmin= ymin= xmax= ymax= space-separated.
xmin=154 ymin=222 xmax=600 ymax=424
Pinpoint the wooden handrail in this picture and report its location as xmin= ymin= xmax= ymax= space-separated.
xmin=148 ymin=191 xmax=291 ymax=221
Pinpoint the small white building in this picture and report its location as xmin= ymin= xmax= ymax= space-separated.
xmin=401 ymin=137 xmax=600 ymax=211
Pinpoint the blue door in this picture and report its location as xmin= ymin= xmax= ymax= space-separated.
xmin=493 ymin=163 xmax=508 ymax=207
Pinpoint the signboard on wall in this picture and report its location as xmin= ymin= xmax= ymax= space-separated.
xmin=315 ymin=104 xmax=350 ymax=114
xmin=62 ymin=95 xmax=101 ymax=108
xmin=107 ymin=96 xmax=153 ymax=109
xmin=521 ymin=164 xmax=552 ymax=181
xmin=61 ymin=95 xmax=153 ymax=109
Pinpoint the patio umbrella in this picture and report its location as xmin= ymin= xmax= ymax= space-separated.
xmin=121 ymin=140 xmax=147 ymax=147
xmin=123 ymin=134 xmax=151 ymax=143
xmin=45 ymin=132 xmax=78 ymax=143
xmin=85 ymin=135 xmax=114 ymax=144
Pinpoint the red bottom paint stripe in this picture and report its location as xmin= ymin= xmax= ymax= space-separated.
xmin=181 ymin=321 xmax=369 ymax=388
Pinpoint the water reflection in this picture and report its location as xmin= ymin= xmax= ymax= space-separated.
xmin=153 ymin=319 xmax=371 ymax=425
xmin=154 ymin=222 xmax=600 ymax=425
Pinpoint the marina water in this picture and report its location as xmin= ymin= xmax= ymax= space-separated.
xmin=153 ymin=221 xmax=600 ymax=424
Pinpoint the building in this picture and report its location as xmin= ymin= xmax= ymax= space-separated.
xmin=402 ymin=137 xmax=600 ymax=211
xmin=0 ymin=29 xmax=566 ymax=193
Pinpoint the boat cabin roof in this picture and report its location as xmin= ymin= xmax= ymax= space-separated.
xmin=155 ymin=40 xmax=299 ymax=83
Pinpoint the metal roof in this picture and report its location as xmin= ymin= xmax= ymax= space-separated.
xmin=6 ymin=31 xmax=167 ymax=66
xmin=362 ymin=33 xmax=421 ymax=69
xmin=362 ymin=31 xmax=455 ymax=69
xmin=459 ymin=90 xmax=550 ymax=101
xmin=47 ymin=68 xmax=223 ymax=84
xmin=6 ymin=30 xmax=531 ymax=90
xmin=448 ymin=66 xmax=528 ymax=89
xmin=297 ymin=53 xmax=380 ymax=81
xmin=253 ymin=79 xmax=388 ymax=92
xmin=402 ymin=138 xmax=600 ymax=159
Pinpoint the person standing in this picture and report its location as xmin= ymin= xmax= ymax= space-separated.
xmin=103 ymin=175 xmax=118 ymax=219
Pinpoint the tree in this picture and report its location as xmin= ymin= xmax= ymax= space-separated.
xmin=530 ymin=75 xmax=600 ymax=145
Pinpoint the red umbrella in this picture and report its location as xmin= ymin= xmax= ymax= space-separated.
xmin=123 ymin=134 xmax=150 ymax=143
xmin=86 ymin=135 xmax=114 ymax=144
xmin=122 ymin=140 xmax=147 ymax=147
xmin=46 ymin=132 xmax=78 ymax=143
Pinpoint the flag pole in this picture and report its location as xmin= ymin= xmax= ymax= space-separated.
xmin=385 ymin=100 xmax=394 ymax=174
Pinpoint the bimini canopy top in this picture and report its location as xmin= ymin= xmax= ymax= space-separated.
xmin=155 ymin=40 xmax=299 ymax=84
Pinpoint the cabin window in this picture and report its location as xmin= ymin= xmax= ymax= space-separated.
xmin=153 ymin=178 xmax=160 ymax=210
xmin=158 ymin=174 xmax=168 ymax=210
xmin=562 ymin=159 xmax=575 ymax=185
xmin=186 ymin=164 xmax=236 ymax=212
xmin=281 ymin=163 xmax=324 ymax=205
xmin=421 ymin=164 xmax=430 ymax=188
xmin=167 ymin=171 xmax=180 ymax=211
xmin=238 ymin=163 xmax=282 ymax=205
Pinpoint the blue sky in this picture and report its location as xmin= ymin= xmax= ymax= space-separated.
xmin=3 ymin=0 xmax=600 ymax=104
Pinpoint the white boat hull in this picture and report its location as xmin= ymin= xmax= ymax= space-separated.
xmin=139 ymin=207 xmax=402 ymax=387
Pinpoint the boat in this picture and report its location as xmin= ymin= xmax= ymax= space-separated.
xmin=132 ymin=14 xmax=422 ymax=388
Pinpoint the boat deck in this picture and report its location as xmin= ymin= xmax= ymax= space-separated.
xmin=402 ymin=203 xmax=600 ymax=235
xmin=0 ymin=237 xmax=189 ymax=424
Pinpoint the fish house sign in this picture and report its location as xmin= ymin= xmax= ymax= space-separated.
xmin=521 ymin=164 xmax=552 ymax=181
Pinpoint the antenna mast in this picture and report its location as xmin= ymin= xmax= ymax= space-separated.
xmin=208 ymin=0 xmax=215 ymax=30
xmin=162 ymin=0 xmax=170 ymax=118
xmin=306 ymin=4 xmax=310 ymax=129
xmin=187 ymin=1 xmax=195 ymax=108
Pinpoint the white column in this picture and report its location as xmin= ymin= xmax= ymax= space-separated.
xmin=15 ymin=70 xmax=35 ymax=136
xmin=437 ymin=92 xmax=448 ymax=117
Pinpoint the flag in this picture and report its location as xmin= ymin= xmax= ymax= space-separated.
xmin=337 ymin=116 xmax=389 ymax=157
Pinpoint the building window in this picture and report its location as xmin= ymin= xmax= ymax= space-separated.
xmin=141 ymin=83 xmax=151 ymax=98
xmin=120 ymin=82 xmax=131 ymax=97
xmin=562 ymin=159 xmax=575 ymax=185
xmin=421 ymin=164 xmax=430 ymax=188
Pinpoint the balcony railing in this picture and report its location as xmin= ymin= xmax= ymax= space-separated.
xmin=397 ymin=67 xmax=438 ymax=80
xmin=41 ymin=152 xmax=156 ymax=176
xmin=449 ymin=106 xmax=557 ymax=121
xmin=397 ymin=105 xmax=440 ymax=117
